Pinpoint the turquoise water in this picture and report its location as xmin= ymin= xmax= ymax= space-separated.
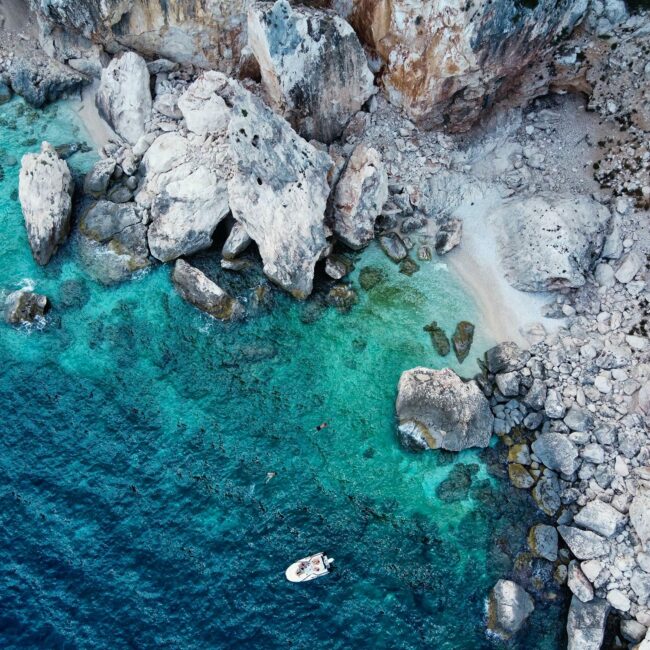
xmin=0 ymin=97 xmax=566 ymax=649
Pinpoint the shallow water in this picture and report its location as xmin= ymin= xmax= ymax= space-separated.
xmin=0 ymin=97 xmax=566 ymax=649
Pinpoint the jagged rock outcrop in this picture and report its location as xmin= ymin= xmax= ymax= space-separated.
xmin=96 ymin=52 xmax=152 ymax=145
xmin=18 ymin=142 xmax=73 ymax=265
xmin=491 ymin=194 xmax=611 ymax=292
xmin=172 ymin=259 xmax=243 ymax=320
xmin=227 ymin=86 xmax=332 ymax=299
xmin=177 ymin=72 xmax=232 ymax=136
xmin=487 ymin=579 xmax=534 ymax=639
xmin=222 ymin=223 xmax=252 ymax=260
xmin=138 ymin=131 xmax=232 ymax=263
xmin=78 ymin=200 xmax=150 ymax=283
xmin=332 ymin=144 xmax=388 ymax=249
xmin=248 ymin=0 xmax=374 ymax=143
xmin=395 ymin=367 xmax=494 ymax=452
xmin=348 ymin=0 xmax=588 ymax=131
xmin=3 ymin=289 xmax=49 ymax=325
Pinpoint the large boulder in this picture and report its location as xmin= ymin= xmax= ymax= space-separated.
xmin=227 ymin=86 xmax=332 ymax=299
xmin=347 ymin=0 xmax=587 ymax=131
xmin=96 ymin=52 xmax=152 ymax=145
xmin=485 ymin=342 xmax=531 ymax=374
xmin=574 ymin=500 xmax=626 ymax=539
xmin=172 ymin=260 xmax=243 ymax=320
xmin=18 ymin=142 xmax=73 ymax=265
xmin=332 ymin=144 xmax=388 ymax=249
xmin=531 ymin=433 xmax=578 ymax=475
xmin=3 ymin=289 xmax=49 ymax=325
xmin=395 ymin=367 xmax=494 ymax=452
xmin=177 ymin=72 xmax=232 ymax=136
xmin=558 ymin=526 xmax=609 ymax=560
xmin=491 ymin=194 xmax=611 ymax=292
xmin=139 ymin=132 xmax=232 ymax=263
xmin=248 ymin=0 xmax=375 ymax=143
xmin=487 ymin=579 xmax=534 ymax=639
xmin=79 ymin=200 xmax=150 ymax=283
xmin=567 ymin=596 xmax=610 ymax=650
xmin=630 ymin=492 xmax=650 ymax=551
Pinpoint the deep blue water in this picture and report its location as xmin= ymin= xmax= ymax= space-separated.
xmin=0 ymin=97 xmax=567 ymax=649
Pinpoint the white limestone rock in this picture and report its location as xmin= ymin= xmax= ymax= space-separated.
xmin=140 ymin=132 xmax=232 ymax=263
xmin=574 ymin=499 xmax=626 ymax=538
xmin=222 ymin=223 xmax=252 ymax=260
xmin=97 ymin=52 xmax=152 ymax=145
xmin=630 ymin=493 xmax=650 ymax=550
xmin=18 ymin=142 xmax=73 ymax=265
xmin=558 ymin=526 xmax=609 ymax=560
xmin=487 ymin=579 xmax=534 ymax=639
xmin=567 ymin=597 xmax=610 ymax=650
xmin=248 ymin=0 xmax=374 ymax=143
xmin=528 ymin=524 xmax=558 ymax=561
xmin=227 ymin=86 xmax=332 ymax=299
xmin=532 ymin=433 xmax=578 ymax=475
xmin=491 ymin=194 xmax=611 ymax=292
xmin=615 ymin=251 xmax=644 ymax=284
xmin=178 ymin=72 xmax=232 ymax=136
xmin=568 ymin=560 xmax=595 ymax=603
xmin=395 ymin=367 xmax=494 ymax=452
xmin=332 ymin=144 xmax=388 ymax=250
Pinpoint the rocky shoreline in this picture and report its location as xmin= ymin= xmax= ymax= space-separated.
xmin=1 ymin=0 xmax=649 ymax=648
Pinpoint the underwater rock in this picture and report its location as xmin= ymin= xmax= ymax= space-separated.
xmin=492 ymin=194 xmax=611 ymax=292
xmin=141 ymin=132 xmax=231 ymax=262
xmin=379 ymin=233 xmax=407 ymax=262
xmin=359 ymin=266 xmax=386 ymax=291
xmin=0 ymin=81 xmax=11 ymax=104
xmin=84 ymin=158 xmax=117 ymax=197
xmin=399 ymin=257 xmax=419 ymax=276
xmin=222 ymin=222 xmax=253 ymax=260
xmin=3 ymin=289 xmax=49 ymax=325
xmin=436 ymin=463 xmax=478 ymax=502
xmin=396 ymin=367 xmax=494 ymax=452
xmin=227 ymin=85 xmax=332 ymax=299
xmin=423 ymin=321 xmax=450 ymax=357
xmin=508 ymin=463 xmax=535 ymax=489
xmin=172 ymin=259 xmax=243 ymax=321
xmin=96 ymin=52 xmax=152 ymax=145
xmin=435 ymin=219 xmax=462 ymax=255
xmin=177 ymin=72 xmax=233 ymax=136
xmin=566 ymin=596 xmax=609 ymax=650
xmin=326 ymin=284 xmax=358 ymax=313
xmin=487 ymin=579 xmax=534 ymax=639
xmin=332 ymin=144 xmax=388 ymax=250
xmin=452 ymin=321 xmax=474 ymax=363
xmin=19 ymin=141 xmax=73 ymax=265
xmin=79 ymin=200 xmax=151 ymax=281
xmin=248 ymin=0 xmax=374 ymax=143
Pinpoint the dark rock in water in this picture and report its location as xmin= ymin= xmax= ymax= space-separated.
xmin=452 ymin=321 xmax=475 ymax=363
xmin=4 ymin=289 xmax=49 ymax=324
xmin=327 ymin=284 xmax=358 ymax=313
xmin=375 ymin=213 xmax=398 ymax=232
xmin=221 ymin=258 xmax=251 ymax=272
xmin=0 ymin=81 xmax=11 ymax=105
xmin=436 ymin=463 xmax=479 ymax=502
xmin=54 ymin=142 xmax=92 ymax=160
xmin=325 ymin=255 xmax=353 ymax=280
xmin=485 ymin=342 xmax=531 ymax=374
xmin=423 ymin=320 xmax=450 ymax=356
xmin=379 ymin=232 xmax=408 ymax=262
xmin=172 ymin=259 xmax=243 ymax=321
xmin=435 ymin=218 xmax=463 ymax=255
xmin=106 ymin=184 xmax=134 ymax=204
xmin=300 ymin=300 xmax=326 ymax=325
xmin=359 ymin=266 xmax=387 ymax=291
xmin=400 ymin=213 xmax=427 ymax=234
xmin=60 ymin=279 xmax=90 ymax=310
xmin=399 ymin=257 xmax=419 ymax=276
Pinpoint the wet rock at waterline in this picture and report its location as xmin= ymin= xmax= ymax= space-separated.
xmin=96 ymin=52 xmax=152 ymax=145
xmin=332 ymin=144 xmax=388 ymax=250
xmin=423 ymin=321 xmax=450 ymax=357
xmin=396 ymin=368 xmax=493 ymax=452
xmin=379 ymin=233 xmax=407 ymax=262
xmin=566 ymin=596 xmax=610 ymax=650
xmin=227 ymin=88 xmax=332 ymax=299
xmin=487 ymin=579 xmax=534 ymax=640
xmin=3 ymin=289 xmax=49 ymax=325
xmin=435 ymin=219 xmax=462 ymax=255
xmin=248 ymin=0 xmax=374 ymax=144
xmin=452 ymin=321 xmax=474 ymax=364
xmin=18 ymin=142 xmax=73 ymax=265
xmin=172 ymin=260 xmax=243 ymax=321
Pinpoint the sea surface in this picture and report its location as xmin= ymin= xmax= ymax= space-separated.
xmin=0 ymin=97 xmax=566 ymax=649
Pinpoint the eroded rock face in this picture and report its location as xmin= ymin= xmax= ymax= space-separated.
xmin=18 ymin=142 xmax=73 ymax=265
xmin=139 ymin=132 xmax=232 ymax=263
xmin=348 ymin=0 xmax=587 ymax=131
xmin=96 ymin=52 xmax=152 ymax=145
xmin=487 ymin=579 xmax=534 ymax=639
xmin=491 ymin=194 xmax=611 ymax=292
xmin=172 ymin=259 xmax=243 ymax=320
xmin=3 ymin=290 xmax=49 ymax=325
xmin=396 ymin=367 xmax=494 ymax=452
xmin=332 ymin=144 xmax=388 ymax=249
xmin=178 ymin=72 xmax=232 ymax=136
xmin=248 ymin=0 xmax=374 ymax=143
xmin=227 ymin=87 xmax=332 ymax=299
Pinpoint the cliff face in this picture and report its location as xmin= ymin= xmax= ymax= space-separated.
xmin=347 ymin=0 xmax=589 ymax=131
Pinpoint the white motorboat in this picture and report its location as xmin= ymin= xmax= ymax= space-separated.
xmin=285 ymin=552 xmax=334 ymax=583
